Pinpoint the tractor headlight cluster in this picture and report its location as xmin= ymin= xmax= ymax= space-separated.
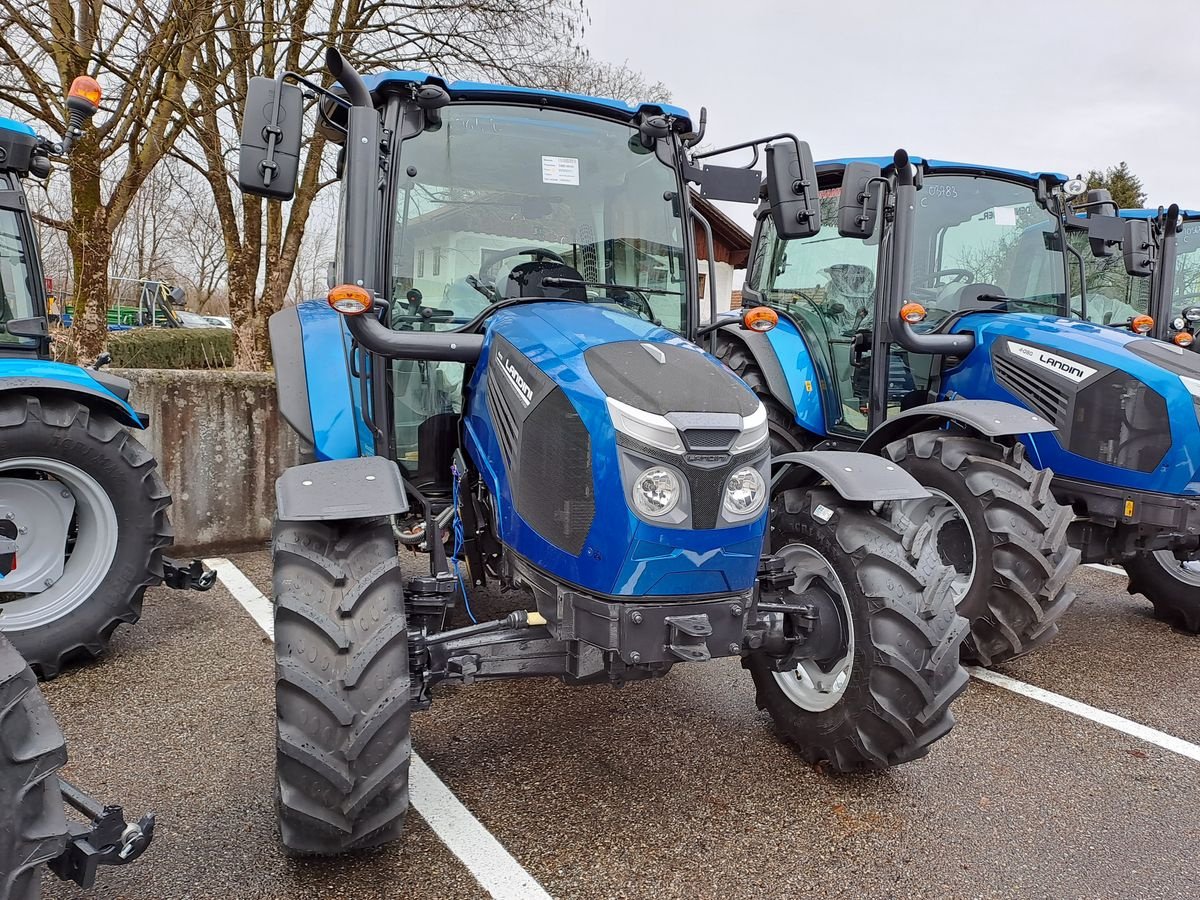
xmin=632 ymin=466 xmax=681 ymax=518
xmin=723 ymin=466 xmax=766 ymax=517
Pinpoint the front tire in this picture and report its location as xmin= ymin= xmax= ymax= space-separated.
xmin=885 ymin=433 xmax=1079 ymax=666
xmin=0 ymin=395 xmax=172 ymax=678
xmin=1125 ymin=550 xmax=1200 ymax=632
xmin=746 ymin=487 xmax=970 ymax=772
xmin=273 ymin=518 xmax=411 ymax=855
xmin=0 ymin=634 xmax=67 ymax=900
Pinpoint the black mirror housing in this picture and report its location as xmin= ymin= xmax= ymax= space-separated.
xmin=837 ymin=161 xmax=883 ymax=238
xmin=1122 ymin=219 xmax=1154 ymax=277
xmin=239 ymin=77 xmax=303 ymax=201
xmin=764 ymin=141 xmax=820 ymax=240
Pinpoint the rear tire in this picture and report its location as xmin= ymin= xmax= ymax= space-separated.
xmin=0 ymin=634 xmax=67 ymax=900
xmin=273 ymin=518 xmax=411 ymax=855
xmin=746 ymin=488 xmax=970 ymax=772
xmin=1125 ymin=550 xmax=1200 ymax=632
xmin=885 ymin=433 xmax=1079 ymax=666
xmin=0 ymin=394 xmax=172 ymax=678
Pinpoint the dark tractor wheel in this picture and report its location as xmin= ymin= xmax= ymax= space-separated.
xmin=0 ymin=394 xmax=172 ymax=678
xmin=746 ymin=487 xmax=970 ymax=772
xmin=714 ymin=337 xmax=809 ymax=456
xmin=1125 ymin=550 xmax=1200 ymax=632
xmin=0 ymin=634 xmax=68 ymax=900
xmin=273 ymin=518 xmax=411 ymax=855
xmin=884 ymin=432 xmax=1079 ymax=667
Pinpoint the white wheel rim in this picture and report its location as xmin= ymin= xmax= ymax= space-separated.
xmin=0 ymin=457 xmax=119 ymax=630
xmin=770 ymin=543 xmax=854 ymax=713
xmin=1149 ymin=549 xmax=1200 ymax=587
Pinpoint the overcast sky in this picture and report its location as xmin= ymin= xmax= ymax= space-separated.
xmin=586 ymin=0 xmax=1194 ymax=218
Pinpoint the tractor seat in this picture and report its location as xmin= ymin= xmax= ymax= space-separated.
xmin=502 ymin=261 xmax=588 ymax=301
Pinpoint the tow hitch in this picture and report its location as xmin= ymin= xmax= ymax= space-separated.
xmin=49 ymin=778 xmax=156 ymax=888
xmin=162 ymin=556 xmax=217 ymax=591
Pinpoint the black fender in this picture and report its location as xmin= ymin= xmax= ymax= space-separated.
xmin=269 ymin=306 xmax=317 ymax=446
xmin=858 ymin=399 xmax=1056 ymax=456
xmin=275 ymin=456 xmax=409 ymax=521
xmin=772 ymin=450 xmax=930 ymax=503
xmin=0 ymin=375 xmax=144 ymax=427
xmin=716 ymin=324 xmax=797 ymax=416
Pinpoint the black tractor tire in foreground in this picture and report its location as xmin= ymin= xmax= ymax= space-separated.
xmin=746 ymin=487 xmax=970 ymax=772
xmin=0 ymin=634 xmax=67 ymax=900
xmin=714 ymin=338 xmax=809 ymax=456
xmin=273 ymin=518 xmax=411 ymax=855
xmin=885 ymin=433 xmax=1079 ymax=667
xmin=1125 ymin=551 xmax=1200 ymax=632
xmin=0 ymin=394 xmax=172 ymax=678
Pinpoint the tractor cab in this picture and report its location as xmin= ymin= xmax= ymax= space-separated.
xmin=0 ymin=117 xmax=54 ymax=358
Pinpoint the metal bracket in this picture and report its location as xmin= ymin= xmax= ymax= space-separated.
xmin=49 ymin=779 xmax=155 ymax=889
xmin=161 ymin=557 xmax=217 ymax=592
xmin=664 ymin=613 xmax=713 ymax=662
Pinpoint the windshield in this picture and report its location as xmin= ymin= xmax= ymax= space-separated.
xmin=1170 ymin=220 xmax=1200 ymax=320
xmin=0 ymin=199 xmax=37 ymax=346
xmin=909 ymin=175 xmax=1067 ymax=324
xmin=389 ymin=105 xmax=688 ymax=333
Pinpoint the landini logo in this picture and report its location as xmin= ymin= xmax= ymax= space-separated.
xmin=1007 ymin=341 xmax=1097 ymax=383
xmin=496 ymin=351 xmax=534 ymax=407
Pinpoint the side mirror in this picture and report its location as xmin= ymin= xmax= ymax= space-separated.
xmin=838 ymin=161 xmax=883 ymax=239
xmin=239 ymin=76 xmax=303 ymax=201
xmin=764 ymin=140 xmax=820 ymax=240
xmin=1122 ymin=218 xmax=1154 ymax=277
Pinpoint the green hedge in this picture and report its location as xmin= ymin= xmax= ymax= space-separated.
xmin=108 ymin=327 xmax=234 ymax=369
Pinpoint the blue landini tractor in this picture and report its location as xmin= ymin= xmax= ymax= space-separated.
xmin=0 ymin=81 xmax=212 ymax=679
xmin=731 ymin=151 xmax=1200 ymax=652
xmin=237 ymin=51 xmax=969 ymax=854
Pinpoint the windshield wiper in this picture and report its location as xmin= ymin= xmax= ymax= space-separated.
xmin=541 ymin=276 xmax=680 ymax=296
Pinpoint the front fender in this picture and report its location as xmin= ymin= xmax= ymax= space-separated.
xmin=773 ymin=450 xmax=930 ymax=502
xmin=0 ymin=358 xmax=143 ymax=428
xmin=858 ymin=399 xmax=1055 ymax=455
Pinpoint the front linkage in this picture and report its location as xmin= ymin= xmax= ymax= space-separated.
xmin=50 ymin=780 xmax=156 ymax=889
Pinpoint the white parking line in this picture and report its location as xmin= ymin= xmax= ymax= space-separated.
xmin=205 ymin=557 xmax=553 ymax=900
xmin=1085 ymin=563 xmax=1127 ymax=577
xmin=967 ymin=666 xmax=1200 ymax=765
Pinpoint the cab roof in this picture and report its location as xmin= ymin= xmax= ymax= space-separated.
xmin=0 ymin=117 xmax=35 ymax=137
xmin=359 ymin=71 xmax=692 ymax=131
xmin=817 ymin=155 xmax=1069 ymax=185
xmin=1118 ymin=207 xmax=1200 ymax=221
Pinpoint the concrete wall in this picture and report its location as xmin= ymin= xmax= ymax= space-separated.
xmin=116 ymin=369 xmax=301 ymax=555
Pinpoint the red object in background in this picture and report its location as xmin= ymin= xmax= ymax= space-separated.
xmin=44 ymin=276 xmax=54 ymax=292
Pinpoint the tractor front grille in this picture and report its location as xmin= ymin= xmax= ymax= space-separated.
xmin=993 ymin=354 xmax=1069 ymax=426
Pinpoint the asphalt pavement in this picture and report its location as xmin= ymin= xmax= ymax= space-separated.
xmin=39 ymin=553 xmax=1200 ymax=900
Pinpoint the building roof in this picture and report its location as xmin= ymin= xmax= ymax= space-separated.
xmin=691 ymin=192 xmax=751 ymax=268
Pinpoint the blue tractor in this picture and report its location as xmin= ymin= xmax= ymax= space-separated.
xmin=0 ymin=85 xmax=212 ymax=677
xmin=727 ymin=151 xmax=1200 ymax=652
xmin=237 ymin=51 xmax=970 ymax=854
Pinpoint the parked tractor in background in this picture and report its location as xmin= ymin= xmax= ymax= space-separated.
xmin=0 ymin=80 xmax=213 ymax=678
xmin=736 ymin=152 xmax=1200 ymax=645
xmin=238 ymin=50 xmax=970 ymax=855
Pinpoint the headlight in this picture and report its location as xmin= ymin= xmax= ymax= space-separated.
xmin=632 ymin=466 xmax=681 ymax=517
xmin=723 ymin=466 xmax=766 ymax=517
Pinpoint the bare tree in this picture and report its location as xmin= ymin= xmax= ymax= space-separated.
xmin=0 ymin=0 xmax=220 ymax=360
xmin=540 ymin=52 xmax=672 ymax=105
xmin=177 ymin=0 xmax=589 ymax=369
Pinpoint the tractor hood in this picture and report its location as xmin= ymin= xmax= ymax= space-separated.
xmin=942 ymin=312 xmax=1200 ymax=495
xmin=462 ymin=302 xmax=769 ymax=599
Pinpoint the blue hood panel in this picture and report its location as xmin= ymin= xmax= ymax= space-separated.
xmin=942 ymin=313 xmax=1200 ymax=495
xmin=462 ymin=303 xmax=768 ymax=599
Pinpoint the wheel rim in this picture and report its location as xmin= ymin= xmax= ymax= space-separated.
xmin=898 ymin=488 xmax=976 ymax=606
xmin=770 ymin=543 xmax=854 ymax=713
xmin=0 ymin=457 xmax=119 ymax=630
xmin=1148 ymin=549 xmax=1200 ymax=587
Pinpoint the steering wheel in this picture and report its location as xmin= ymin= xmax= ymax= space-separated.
xmin=479 ymin=246 xmax=565 ymax=278
xmin=919 ymin=268 xmax=975 ymax=288
xmin=600 ymin=288 xmax=659 ymax=325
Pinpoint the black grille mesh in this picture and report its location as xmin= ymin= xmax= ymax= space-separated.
xmin=486 ymin=368 xmax=520 ymax=468
xmin=516 ymin=387 xmax=594 ymax=555
xmin=1069 ymin=372 xmax=1169 ymax=472
xmin=681 ymin=428 xmax=738 ymax=451
xmin=994 ymin=354 xmax=1069 ymax=426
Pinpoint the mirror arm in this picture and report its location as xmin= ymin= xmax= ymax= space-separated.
xmin=692 ymin=132 xmax=805 ymax=170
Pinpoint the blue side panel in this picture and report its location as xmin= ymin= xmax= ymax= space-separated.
xmin=762 ymin=316 xmax=826 ymax=436
xmin=295 ymin=300 xmax=373 ymax=460
xmin=0 ymin=359 xmax=141 ymax=427
xmin=941 ymin=313 xmax=1200 ymax=495
xmin=360 ymin=71 xmax=691 ymax=127
xmin=462 ymin=302 xmax=766 ymax=598
xmin=0 ymin=118 xmax=36 ymax=137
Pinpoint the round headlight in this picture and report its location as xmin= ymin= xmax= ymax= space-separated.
xmin=632 ymin=466 xmax=681 ymax=518
xmin=724 ymin=466 xmax=766 ymax=517
xmin=1174 ymin=316 xmax=1187 ymax=331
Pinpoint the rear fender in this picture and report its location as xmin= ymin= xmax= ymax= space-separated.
xmin=858 ymin=399 xmax=1055 ymax=456
xmin=772 ymin=450 xmax=930 ymax=503
xmin=275 ymin=457 xmax=409 ymax=521
xmin=0 ymin=358 xmax=143 ymax=427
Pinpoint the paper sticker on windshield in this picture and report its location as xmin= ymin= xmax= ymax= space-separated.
xmin=541 ymin=156 xmax=579 ymax=186
xmin=993 ymin=206 xmax=1017 ymax=226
